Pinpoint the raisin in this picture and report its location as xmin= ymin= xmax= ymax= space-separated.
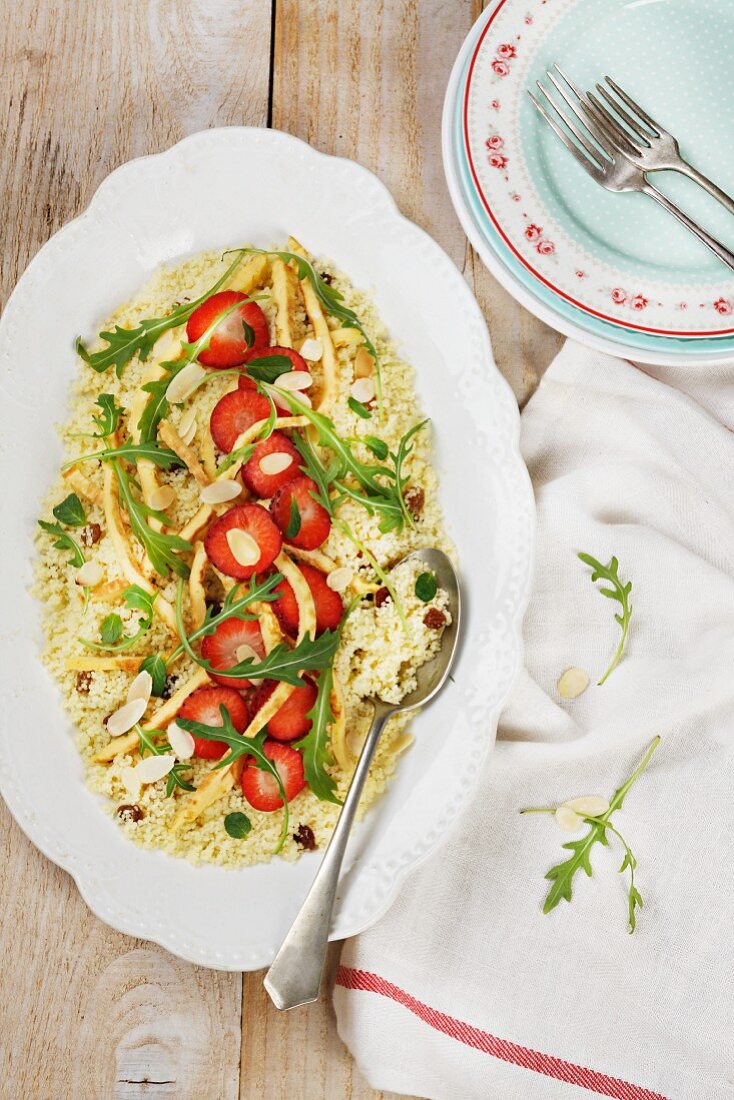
xmin=374 ymin=587 xmax=390 ymax=608
xmin=293 ymin=824 xmax=317 ymax=850
xmin=79 ymin=523 xmax=102 ymax=547
xmin=423 ymin=608 xmax=446 ymax=630
xmin=319 ymin=271 xmax=333 ymax=285
xmin=161 ymin=679 xmax=174 ymax=700
xmin=117 ymin=804 xmax=144 ymax=822
xmin=75 ymin=671 xmax=92 ymax=694
xmin=404 ymin=487 xmax=425 ymax=518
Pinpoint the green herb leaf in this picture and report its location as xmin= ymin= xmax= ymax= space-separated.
xmin=81 ymin=585 xmax=157 ymax=654
xmin=53 ymin=493 xmax=87 ymax=528
xmin=114 ymin=461 xmax=191 ymax=578
xmin=224 ymin=811 xmax=252 ymax=839
xmin=241 ymin=319 xmax=255 ymax=349
xmin=38 ymin=521 xmax=85 ymax=568
xmin=169 ymin=573 xmax=282 ymax=668
xmin=245 ymin=354 xmax=295 ymax=383
xmin=364 ymin=435 xmax=388 ymax=461
xmin=522 ymin=736 xmax=660 ymax=933
xmin=578 ymin=552 xmax=633 ymax=685
xmin=286 ymin=497 xmax=302 ymax=539
xmin=92 ymin=394 xmax=124 ymax=437
xmin=295 ymin=665 xmax=341 ymax=805
xmin=76 ymin=251 xmax=246 ymax=377
xmin=134 ymin=724 xmax=195 ymax=797
xmin=139 ymin=653 xmax=168 ymax=697
xmin=137 ymin=360 xmax=186 ymax=444
xmin=100 ymin=613 xmax=123 ymax=645
xmin=65 ymin=441 xmax=184 ymax=471
xmin=415 ymin=572 xmax=437 ymax=602
xmin=348 ymin=396 xmax=372 ymax=420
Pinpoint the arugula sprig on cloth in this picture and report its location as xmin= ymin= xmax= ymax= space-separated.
xmin=522 ymin=737 xmax=660 ymax=933
xmin=578 ymin=552 xmax=633 ymax=684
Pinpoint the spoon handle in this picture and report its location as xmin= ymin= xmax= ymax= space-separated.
xmin=264 ymin=705 xmax=391 ymax=1010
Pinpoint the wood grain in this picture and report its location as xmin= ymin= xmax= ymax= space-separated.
xmin=0 ymin=2 xmax=560 ymax=1098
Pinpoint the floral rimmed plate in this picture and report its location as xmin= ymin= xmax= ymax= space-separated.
xmin=0 ymin=128 xmax=534 ymax=970
xmin=463 ymin=0 xmax=734 ymax=338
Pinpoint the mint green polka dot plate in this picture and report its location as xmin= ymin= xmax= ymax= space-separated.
xmin=460 ymin=0 xmax=734 ymax=342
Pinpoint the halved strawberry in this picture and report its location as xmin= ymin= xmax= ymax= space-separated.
xmin=210 ymin=389 xmax=271 ymax=453
xmin=241 ymin=740 xmax=306 ymax=810
xmin=177 ymin=685 xmax=249 ymax=760
xmin=272 ymin=562 xmax=344 ymax=637
xmin=241 ymin=346 xmax=309 ymax=411
xmin=204 ymin=503 xmax=282 ymax=580
xmin=201 ymin=617 xmax=265 ymax=688
xmin=186 ymin=291 xmax=269 ymax=368
xmin=251 ymin=677 xmax=317 ymax=741
xmin=270 ymin=476 xmax=331 ymax=550
xmin=241 ymin=431 xmax=301 ymax=499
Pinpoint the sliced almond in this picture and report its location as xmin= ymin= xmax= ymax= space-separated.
xmin=75 ymin=560 xmax=104 ymax=587
xmin=555 ymin=806 xmax=582 ymax=832
xmin=557 ymin=667 xmax=590 ymax=699
xmin=178 ymin=408 xmax=197 ymax=445
xmin=120 ymin=766 xmax=142 ymax=799
xmin=226 ymin=528 xmax=260 ymax=567
xmin=235 ymin=644 xmax=260 ymax=664
xmin=299 ymin=337 xmax=323 ymax=361
xmin=259 ymin=452 xmax=293 ymax=476
xmin=106 ymin=696 xmax=148 ymax=737
xmin=563 ymin=796 xmax=610 ymax=818
xmin=200 ymin=480 xmax=242 ymax=505
xmin=354 ymin=346 xmax=374 ymax=379
xmin=167 ymin=721 xmax=195 ymax=761
xmin=149 ymin=485 xmax=176 ymax=512
xmin=326 ymin=567 xmax=352 ymax=593
xmin=277 ymin=370 xmax=314 ymax=391
xmin=135 ymin=754 xmax=176 ymax=784
xmin=350 ymin=377 xmax=375 ymax=404
xmin=166 ymin=363 xmax=207 ymax=404
xmin=126 ymin=670 xmax=153 ymax=706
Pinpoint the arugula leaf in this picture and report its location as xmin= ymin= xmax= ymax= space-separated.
xmin=53 ymin=493 xmax=86 ymax=527
xmin=224 ymin=811 xmax=252 ymax=839
xmin=578 ymin=552 xmax=633 ymax=685
xmin=286 ymin=497 xmax=301 ymax=539
xmin=241 ymin=319 xmax=255 ymax=349
xmin=176 ymin=709 xmax=290 ymax=852
xmin=139 ymin=653 xmax=168 ymax=697
xmin=76 ymin=251 xmax=246 ymax=377
xmin=114 ymin=461 xmax=191 ymax=578
xmin=296 ymin=665 xmax=341 ymax=805
xmin=364 ymin=435 xmax=388 ymax=461
xmin=100 ymin=614 xmax=123 ymax=645
xmin=415 ymin=572 xmax=437 ymax=602
xmin=38 ymin=521 xmax=85 ymax=568
xmin=65 ymin=441 xmax=184 ymax=471
xmin=137 ymin=360 xmax=186 ymax=444
xmin=348 ymin=396 xmax=372 ymax=420
xmin=168 ymin=573 xmax=281 ymax=667
xmin=245 ymin=354 xmax=295 ymax=383
xmin=522 ymin=737 xmax=660 ymax=933
xmin=92 ymin=394 xmax=124 ymax=437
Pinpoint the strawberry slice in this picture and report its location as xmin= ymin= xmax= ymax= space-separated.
xmin=270 ymin=476 xmax=331 ymax=550
xmin=241 ymin=740 xmax=306 ymax=810
xmin=251 ymin=677 xmax=317 ymax=741
xmin=186 ymin=291 xmax=269 ymax=368
xmin=272 ymin=562 xmax=344 ymax=637
xmin=178 ymin=685 xmax=248 ymax=760
xmin=210 ymin=389 xmax=272 ymax=453
xmin=201 ymin=617 xmax=265 ymax=688
xmin=204 ymin=503 xmax=282 ymax=580
xmin=241 ymin=346 xmax=309 ymax=411
xmin=241 ymin=431 xmax=302 ymax=499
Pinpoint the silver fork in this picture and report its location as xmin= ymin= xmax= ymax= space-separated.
xmin=529 ymin=71 xmax=734 ymax=274
xmin=574 ymin=70 xmax=734 ymax=219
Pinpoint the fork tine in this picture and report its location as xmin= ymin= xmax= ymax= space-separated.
xmin=552 ymin=66 xmax=626 ymax=158
xmin=540 ymin=75 xmax=612 ymax=163
xmin=527 ymin=90 xmax=604 ymax=180
xmin=595 ymin=83 xmax=650 ymax=147
xmin=586 ymin=90 xmax=642 ymax=156
xmin=605 ymin=76 xmax=661 ymax=136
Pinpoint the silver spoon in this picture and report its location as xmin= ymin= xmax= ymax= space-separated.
xmin=264 ymin=548 xmax=461 ymax=1010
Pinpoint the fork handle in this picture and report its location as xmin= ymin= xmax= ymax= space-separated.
xmin=643 ymin=181 xmax=734 ymax=274
xmin=263 ymin=705 xmax=391 ymax=1011
xmin=676 ymin=161 xmax=734 ymax=220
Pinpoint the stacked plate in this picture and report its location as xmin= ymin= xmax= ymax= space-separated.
xmin=442 ymin=0 xmax=734 ymax=365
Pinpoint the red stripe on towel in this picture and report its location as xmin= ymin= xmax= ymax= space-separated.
xmin=335 ymin=966 xmax=668 ymax=1100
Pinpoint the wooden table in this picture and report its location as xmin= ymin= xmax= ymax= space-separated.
xmin=0 ymin=3 xmax=560 ymax=1097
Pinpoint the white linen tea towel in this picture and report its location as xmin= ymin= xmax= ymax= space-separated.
xmin=334 ymin=343 xmax=734 ymax=1100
